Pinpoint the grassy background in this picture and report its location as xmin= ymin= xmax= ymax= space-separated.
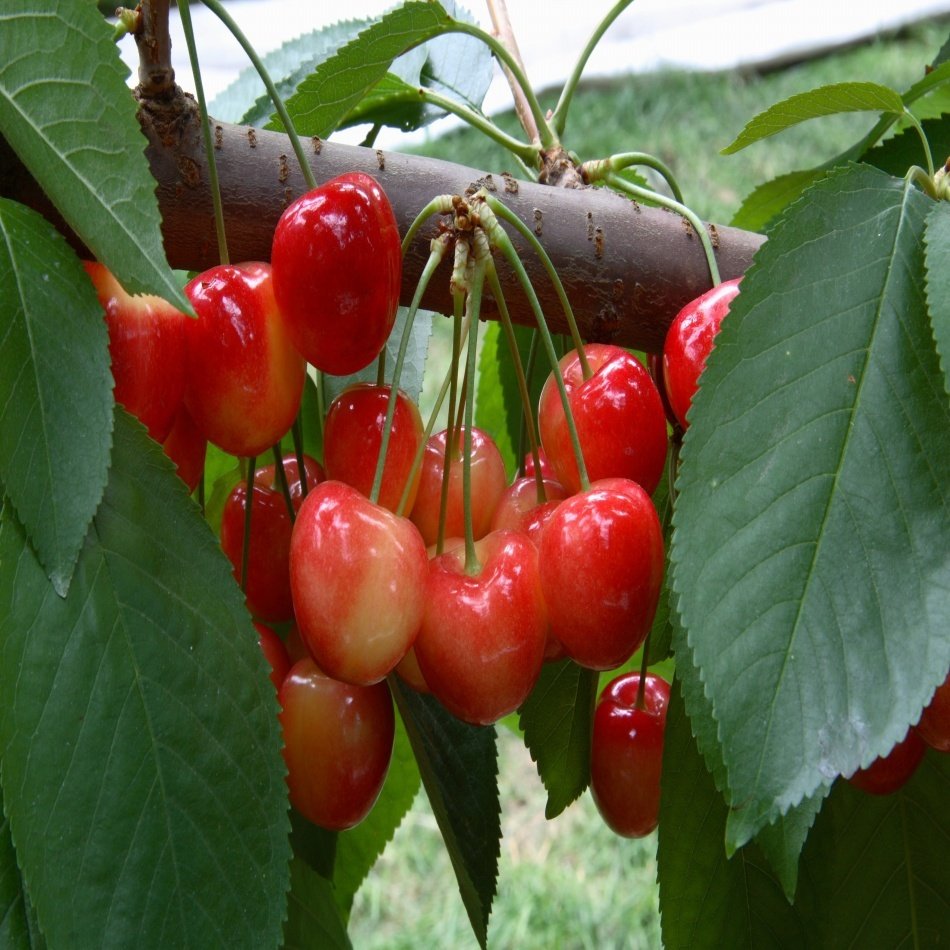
xmin=348 ymin=18 xmax=949 ymax=950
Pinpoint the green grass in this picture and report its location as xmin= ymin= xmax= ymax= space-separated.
xmin=347 ymin=18 xmax=950 ymax=949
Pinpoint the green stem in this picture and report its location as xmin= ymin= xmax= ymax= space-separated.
xmin=291 ymin=413 xmax=308 ymax=500
xmin=635 ymin=635 xmax=651 ymax=710
xmin=412 ymin=87 xmax=539 ymax=165
xmin=906 ymin=164 xmax=938 ymax=199
xmin=198 ymin=0 xmax=317 ymax=190
xmin=449 ymin=21 xmax=556 ymax=150
xmin=369 ymin=235 xmax=450 ymax=505
xmin=486 ymin=263 xmax=546 ymax=502
xmin=551 ymin=0 xmax=636 ymax=137
xmin=271 ymin=445 xmax=295 ymax=522
xmin=177 ymin=0 xmax=229 ymax=264
xmin=606 ymin=173 xmax=721 ymax=287
xmin=517 ymin=330 xmax=541 ymax=478
xmin=240 ymin=456 xmax=257 ymax=593
xmin=401 ymin=195 xmax=457 ymax=259
xmin=482 ymin=210 xmax=591 ymax=491
xmin=480 ymin=194 xmax=591 ymax=378
xmin=903 ymin=109 xmax=935 ymax=179
xmin=585 ymin=152 xmax=685 ymax=205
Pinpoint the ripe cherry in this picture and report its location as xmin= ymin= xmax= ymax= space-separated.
xmin=538 ymin=344 xmax=668 ymax=495
xmin=220 ymin=454 xmax=324 ymax=623
xmin=184 ymin=262 xmax=305 ymax=458
xmin=846 ymin=728 xmax=926 ymax=795
xmin=279 ymin=658 xmax=394 ymax=831
xmin=915 ymin=670 xmax=950 ymax=752
xmin=271 ymin=173 xmax=401 ymax=376
xmin=662 ymin=278 xmax=741 ymax=430
xmin=591 ymin=672 xmax=671 ymax=838
xmin=160 ymin=404 xmax=206 ymax=493
xmin=255 ymin=622 xmax=292 ymax=691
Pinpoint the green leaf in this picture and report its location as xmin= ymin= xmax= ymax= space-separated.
xmin=657 ymin=679 xmax=807 ymax=949
xmin=796 ymin=751 xmax=950 ymax=945
xmin=390 ymin=677 xmax=499 ymax=949
xmin=0 ymin=410 xmax=290 ymax=949
xmin=645 ymin=460 xmax=674 ymax=664
xmin=0 ymin=795 xmax=44 ymax=950
xmin=517 ymin=660 xmax=598 ymax=819
xmin=333 ymin=714 xmax=421 ymax=918
xmin=721 ymin=82 xmax=905 ymax=155
xmin=274 ymin=1 xmax=460 ymax=137
xmin=672 ymin=164 xmax=950 ymax=846
xmin=925 ymin=200 xmax=950 ymax=400
xmin=861 ymin=114 xmax=950 ymax=178
xmin=0 ymin=199 xmax=112 ymax=596
xmin=323 ymin=307 xmax=434 ymax=407
xmin=283 ymin=858 xmax=352 ymax=950
xmin=730 ymin=168 xmax=827 ymax=233
xmin=0 ymin=1 xmax=189 ymax=311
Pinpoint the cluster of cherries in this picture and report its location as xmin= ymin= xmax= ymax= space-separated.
xmin=85 ymin=169 xmax=948 ymax=843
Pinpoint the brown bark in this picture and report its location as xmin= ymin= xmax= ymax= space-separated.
xmin=0 ymin=88 xmax=764 ymax=353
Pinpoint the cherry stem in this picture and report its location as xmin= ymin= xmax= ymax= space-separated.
xmin=198 ymin=0 xmax=317 ymax=191
xmin=271 ymin=445 xmax=295 ymax=523
xmin=401 ymin=195 xmax=456 ymax=259
xmin=605 ymin=173 xmax=721 ymax=287
xmin=517 ymin=330 xmax=541 ymax=478
xmin=635 ymin=636 xmax=651 ymax=711
xmin=396 ymin=303 xmax=472 ymax=518
xmin=586 ymin=152 xmax=685 ymax=205
xmin=240 ymin=455 xmax=256 ymax=593
xmin=486 ymin=264 xmax=546 ymax=503
xmin=485 ymin=0 xmax=540 ymax=146
xmin=461 ymin=244 xmax=488 ymax=576
xmin=902 ymin=110 xmax=935 ymax=179
xmin=481 ymin=194 xmax=591 ymax=378
xmin=176 ymin=0 xmax=228 ymax=264
xmin=480 ymin=203 xmax=591 ymax=492
xmin=435 ymin=289 xmax=466 ymax=554
xmin=369 ymin=234 xmax=450 ymax=506
xmin=291 ymin=414 xmax=308 ymax=500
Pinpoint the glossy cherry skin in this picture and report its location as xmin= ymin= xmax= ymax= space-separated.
xmin=414 ymin=530 xmax=547 ymax=725
xmin=539 ymin=344 xmax=668 ymax=495
xmin=591 ymin=672 xmax=670 ymax=838
xmin=538 ymin=478 xmax=664 ymax=670
xmin=83 ymin=261 xmax=187 ymax=442
xmin=662 ymin=278 xmax=741 ymax=430
xmin=279 ymin=658 xmax=394 ymax=831
xmin=271 ymin=172 xmax=401 ymax=376
xmin=289 ymin=481 xmax=429 ymax=685
xmin=916 ymin=670 xmax=950 ymax=752
xmin=490 ymin=476 xmax=568 ymax=541
xmin=846 ymin=728 xmax=926 ymax=795
xmin=323 ymin=383 xmax=424 ymax=513
xmin=161 ymin=404 xmax=206 ymax=493
xmin=523 ymin=448 xmax=555 ymax=480
xmin=220 ymin=455 xmax=324 ymax=623
xmin=410 ymin=427 xmax=508 ymax=548
xmin=184 ymin=262 xmax=305 ymax=457
xmin=255 ymin=622 xmax=292 ymax=691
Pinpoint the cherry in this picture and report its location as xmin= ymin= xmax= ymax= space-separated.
xmin=538 ymin=343 xmax=668 ymax=495
xmin=220 ymin=454 xmax=324 ymax=623
xmin=590 ymin=672 xmax=670 ymax=838
xmin=846 ymin=728 xmax=926 ymax=795
xmin=271 ymin=172 xmax=401 ymax=376
xmin=489 ymin=476 xmax=568 ymax=542
xmin=255 ymin=622 xmax=291 ymax=691
xmin=323 ymin=383 xmax=424 ymax=513
xmin=915 ymin=670 xmax=950 ymax=752
xmin=523 ymin=448 xmax=555 ymax=480
xmin=279 ymin=657 xmax=394 ymax=831
xmin=538 ymin=478 xmax=664 ymax=670
xmin=414 ymin=530 xmax=547 ymax=725
xmin=183 ymin=262 xmax=305 ymax=458
xmin=662 ymin=277 xmax=741 ymax=431
xmin=289 ymin=481 xmax=428 ymax=686
xmin=160 ymin=404 xmax=206 ymax=493
xmin=409 ymin=426 xmax=507 ymax=548
xmin=83 ymin=261 xmax=187 ymax=443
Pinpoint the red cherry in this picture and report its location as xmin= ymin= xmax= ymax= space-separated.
xmin=323 ymin=383 xmax=424 ymax=513
xmin=538 ymin=344 xmax=668 ymax=495
xmin=409 ymin=427 xmax=507 ymax=547
xmin=271 ymin=172 xmax=401 ymax=376
xmin=160 ymin=404 xmax=206 ymax=493
xmin=662 ymin=278 xmax=741 ymax=430
xmin=83 ymin=261 xmax=187 ymax=442
xmin=915 ymin=670 xmax=950 ymax=752
xmin=591 ymin=672 xmax=670 ymax=838
xmin=289 ymin=481 xmax=428 ymax=686
xmin=255 ymin=622 xmax=291 ymax=691
xmin=220 ymin=455 xmax=324 ymax=623
xmin=538 ymin=478 xmax=664 ymax=670
xmin=184 ymin=262 xmax=305 ymax=457
xmin=414 ymin=530 xmax=547 ymax=725
xmin=523 ymin=448 xmax=556 ymax=480
xmin=846 ymin=728 xmax=926 ymax=795
xmin=279 ymin=658 xmax=394 ymax=831
xmin=394 ymin=647 xmax=430 ymax=694
xmin=490 ymin=476 xmax=568 ymax=541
